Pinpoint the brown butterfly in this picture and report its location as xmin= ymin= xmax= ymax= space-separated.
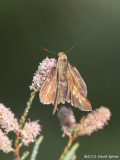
xmin=39 ymin=52 xmax=92 ymax=114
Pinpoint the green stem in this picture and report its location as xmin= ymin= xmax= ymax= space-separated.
xmin=73 ymin=125 xmax=80 ymax=137
xmin=64 ymin=143 xmax=79 ymax=160
xmin=59 ymin=125 xmax=80 ymax=160
xmin=59 ymin=137 xmax=73 ymax=160
xmin=14 ymin=91 xmax=36 ymax=160
xmin=19 ymin=91 xmax=36 ymax=129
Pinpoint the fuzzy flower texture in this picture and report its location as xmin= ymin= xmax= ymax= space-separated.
xmin=30 ymin=57 xmax=56 ymax=92
xmin=0 ymin=129 xmax=13 ymax=153
xmin=0 ymin=103 xmax=41 ymax=153
xmin=58 ymin=106 xmax=111 ymax=137
xmin=0 ymin=103 xmax=19 ymax=133
xmin=21 ymin=120 xmax=41 ymax=146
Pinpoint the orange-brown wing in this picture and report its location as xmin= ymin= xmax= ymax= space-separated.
xmin=39 ymin=67 xmax=58 ymax=104
xmin=66 ymin=64 xmax=92 ymax=111
xmin=70 ymin=65 xmax=87 ymax=97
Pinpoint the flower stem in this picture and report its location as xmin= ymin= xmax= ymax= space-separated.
xmin=59 ymin=128 xmax=79 ymax=160
xmin=19 ymin=91 xmax=36 ymax=129
xmin=14 ymin=91 xmax=36 ymax=160
xmin=15 ymin=131 xmax=20 ymax=160
xmin=59 ymin=137 xmax=73 ymax=160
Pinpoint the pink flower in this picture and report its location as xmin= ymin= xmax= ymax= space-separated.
xmin=58 ymin=106 xmax=111 ymax=137
xmin=0 ymin=129 xmax=13 ymax=153
xmin=21 ymin=120 xmax=41 ymax=146
xmin=58 ymin=106 xmax=76 ymax=137
xmin=30 ymin=57 xmax=56 ymax=92
xmin=78 ymin=106 xmax=111 ymax=136
xmin=0 ymin=103 xmax=19 ymax=132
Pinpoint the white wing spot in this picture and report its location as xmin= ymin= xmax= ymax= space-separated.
xmin=46 ymin=84 xmax=51 ymax=95
xmin=74 ymin=86 xmax=77 ymax=90
xmin=82 ymin=97 xmax=85 ymax=100
xmin=73 ymin=90 xmax=75 ymax=95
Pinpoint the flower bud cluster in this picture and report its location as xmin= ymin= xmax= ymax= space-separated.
xmin=0 ymin=103 xmax=42 ymax=153
xmin=30 ymin=57 xmax=56 ymax=92
xmin=58 ymin=106 xmax=111 ymax=137
xmin=21 ymin=120 xmax=41 ymax=146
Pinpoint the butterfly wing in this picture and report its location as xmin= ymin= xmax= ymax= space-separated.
xmin=70 ymin=65 xmax=87 ymax=97
xmin=66 ymin=64 xmax=92 ymax=111
xmin=39 ymin=67 xmax=58 ymax=104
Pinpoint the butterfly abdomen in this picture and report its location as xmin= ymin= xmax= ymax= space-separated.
xmin=57 ymin=54 xmax=68 ymax=103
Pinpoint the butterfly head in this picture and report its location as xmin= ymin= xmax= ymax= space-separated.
xmin=58 ymin=52 xmax=67 ymax=60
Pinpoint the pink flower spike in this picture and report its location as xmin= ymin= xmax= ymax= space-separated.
xmin=21 ymin=120 xmax=42 ymax=146
xmin=0 ymin=103 xmax=19 ymax=132
xmin=78 ymin=106 xmax=111 ymax=136
xmin=30 ymin=57 xmax=56 ymax=92
xmin=0 ymin=129 xmax=13 ymax=153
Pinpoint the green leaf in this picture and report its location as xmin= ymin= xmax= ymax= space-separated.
xmin=20 ymin=151 xmax=29 ymax=160
xmin=30 ymin=135 xmax=44 ymax=160
xmin=64 ymin=143 xmax=79 ymax=160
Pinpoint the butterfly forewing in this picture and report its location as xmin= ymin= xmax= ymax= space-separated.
xmin=70 ymin=65 xmax=87 ymax=97
xmin=66 ymin=63 xmax=92 ymax=111
xmin=40 ymin=67 xmax=58 ymax=104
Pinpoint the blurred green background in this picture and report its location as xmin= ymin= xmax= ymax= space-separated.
xmin=0 ymin=0 xmax=120 ymax=160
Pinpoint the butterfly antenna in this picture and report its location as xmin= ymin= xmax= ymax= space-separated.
xmin=66 ymin=43 xmax=78 ymax=53
xmin=41 ymin=47 xmax=57 ymax=55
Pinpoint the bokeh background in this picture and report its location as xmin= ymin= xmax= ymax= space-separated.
xmin=0 ymin=0 xmax=120 ymax=160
